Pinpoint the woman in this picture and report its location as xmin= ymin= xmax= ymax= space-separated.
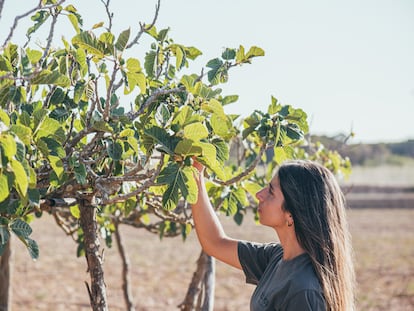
xmin=191 ymin=159 xmax=355 ymax=310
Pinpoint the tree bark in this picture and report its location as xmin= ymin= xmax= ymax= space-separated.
xmin=114 ymin=223 xmax=135 ymax=311
xmin=179 ymin=251 xmax=216 ymax=311
xmin=79 ymin=198 xmax=108 ymax=311
xmin=201 ymin=254 xmax=215 ymax=311
xmin=0 ymin=240 xmax=11 ymax=311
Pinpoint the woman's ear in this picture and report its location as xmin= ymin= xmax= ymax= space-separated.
xmin=286 ymin=213 xmax=293 ymax=227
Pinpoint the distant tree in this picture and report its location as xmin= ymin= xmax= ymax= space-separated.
xmin=0 ymin=1 xmax=350 ymax=310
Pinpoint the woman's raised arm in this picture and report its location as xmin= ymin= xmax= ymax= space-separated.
xmin=191 ymin=161 xmax=242 ymax=270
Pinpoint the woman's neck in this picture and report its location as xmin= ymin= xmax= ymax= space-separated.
xmin=276 ymin=228 xmax=306 ymax=260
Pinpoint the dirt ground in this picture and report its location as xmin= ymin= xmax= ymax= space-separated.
xmin=8 ymin=207 xmax=414 ymax=311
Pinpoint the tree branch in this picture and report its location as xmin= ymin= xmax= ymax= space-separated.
xmin=127 ymin=86 xmax=185 ymax=120
xmin=99 ymin=0 xmax=113 ymax=31
xmin=0 ymin=0 xmax=5 ymax=23
xmin=100 ymin=155 xmax=164 ymax=205
xmin=126 ymin=0 xmax=161 ymax=49
xmin=213 ymin=143 xmax=267 ymax=186
xmin=114 ymin=222 xmax=135 ymax=311
xmin=40 ymin=3 xmax=62 ymax=62
xmin=2 ymin=0 xmax=65 ymax=48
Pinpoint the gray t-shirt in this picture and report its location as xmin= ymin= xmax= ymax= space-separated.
xmin=238 ymin=241 xmax=326 ymax=311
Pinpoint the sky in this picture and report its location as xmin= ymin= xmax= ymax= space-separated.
xmin=1 ymin=0 xmax=414 ymax=143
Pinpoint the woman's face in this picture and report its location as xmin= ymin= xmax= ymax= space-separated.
xmin=255 ymin=176 xmax=290 ymax=228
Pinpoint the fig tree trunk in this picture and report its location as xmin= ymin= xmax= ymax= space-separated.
xmin=79 ymin=197 xmax=108 ymax=311
xmin=0 ymin=240 xmax=11 ymax=311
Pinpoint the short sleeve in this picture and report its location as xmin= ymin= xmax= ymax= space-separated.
xmin=282 ymin=290 xmax=326 ymax=311
xmin=237 ymin=241 xmax=283 ymax=285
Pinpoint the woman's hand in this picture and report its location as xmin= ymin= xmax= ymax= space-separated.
xmin=192 ymin=157 xmax=205 ymax=174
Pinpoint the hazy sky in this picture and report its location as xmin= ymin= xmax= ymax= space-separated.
xmin=2 ymin=0 xmax=413 ymax=143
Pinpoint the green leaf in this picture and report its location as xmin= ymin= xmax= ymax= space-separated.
xmin=31 ymin=70 xmax=71 ymax=87
xmin=74 ymin=163 xmax=87 ymax=185
xmin=92 ymin=22 xmax=105 ymax=29
xmin=144 ymin=51 xmax=156 ymax=77
xmin=175 ymin=45 xmax=185 ymax=70
xmin=11 ymin=219 xmax=32 ymax=238
xmin=115 ymin=28 xmax=131 ymax=51
xmin=49 ymin=87 xmax=66 ymax=105
xmin=222 ymin=95 xmax=239 ymax=106
xmin=157 ymin=163 xmax=197 ymax=210
xmin=74 ymin=81 xmax=86 ymax=103
xmin=0 ymin=55 xmax=13 ymax=71
xmin=268 ymin=97 xmax=282 ymax=115
xmin=36 ymin=117 xmax=66 ymax=143
xmin=92 ymin=121 xmax=113 ymax=132
xmin=99 ymin=32 xmax=115 ymax=46
xmin=10 ymin=159 xmax=28 ymax=198
xmin=184 ymin=46 xmax=202 ymax=60
xmin=26 ymin=48 xmax=42 ymax=64
xmin=0 ymin=133 xmax=17 ymax=160
xmin=201 ymin=99 xmax=226 ymax=118
xmin=233 ymin=186 xmax=248 ymax=206
xmin=183 ymin=122 xmax=208 ymax=141
xmin=144 ymin=126 xmax=178 ymax=156
xmin=48 ymin=155 xmax=64 ymax=180
xmin=72 ymin=31 xmax=105 ymax=58
xmin=107 ymin=141 xmax=123 ymax=161
xmin=26 ymin=237 xmax=39 ymax=260
xmin=0 ymin=109 xmax=10 ymax=127
xmin=274 ymin=146 xmax=288 ymax=164
xmin=174 ymin=139 xmax=202 ymax=156
xmin=196 ymin=142 xmax=226 ymax=180
xmin=210 ymin=114 xmax=230 ymax=137
xmin=126 ymin=58 xmax=142 ymax=72
xmin=236 ymin=45 xmax=246 ymax=63
xmin=9 ymin=86 xmax=27 ymax=105
xmin=246 ymin=46 xmax=265 ymax=59
xmin=27 ymin=10 xmax=50 ymax=36
xmin=0 ymin=86 xmax=11 ymax=108
xmin=70 ymin=205 xmax=80 ymax=219
xmin=158 ymin=28 xmax=170 ymax=41
xmin=222 ymin=48 xmax=236 ymax=60
xmin=40 ymin=137 xmax=65 ymax=158
xmin=124 ymin=72 xmax=146 ymax=94
xmin=206 ymin=58 xmax=227 ymax=85
xmin=68 ymin=13 xmax=80 ymax=33
xmin=157 ymin=163 xmax=181 ymax=210
xmin=211 ymin=138 xmax=229 ymax=164
xmin=243 ymin=181 xmax=261 ymax=203
xmin=27 ymin=188 xmax=40 ymax=207
xmin=75 ymin=48 xmax=88 ymax=77
xmin=145 ymin=25 xmax=158 ymax=38
xmin=0 ymin=174 xmax=10 ymax=203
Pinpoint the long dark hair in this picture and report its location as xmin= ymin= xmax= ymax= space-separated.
xmin=277 ymin=160 xmax=355 ymax=310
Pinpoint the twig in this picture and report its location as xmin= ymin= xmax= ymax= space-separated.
xmin=101 ymin=155 xmax=164 ymax=205
xmin=126 ymin=0 xmax=161 ymax=49
xmin=103 ymin=61 xmax=118 ymax=121
xmin=0 ymin=0 xmax=5 ymax=22
xmin=40 ymin=3 xmax=63 ymax=63
xmin=2 ymin=0 xmax=65 ymax=48
xmin=100 ymin=0 xmax=113 ymax=31
xmin=213 ymin=143 xmax=267 ymax=186
xmin=127 ymin=86 xmax=185 ymax=120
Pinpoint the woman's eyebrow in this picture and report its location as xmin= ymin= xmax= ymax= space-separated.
xmin=269 ymin=183 xmax=274 ymax=192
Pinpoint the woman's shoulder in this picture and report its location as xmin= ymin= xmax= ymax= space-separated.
xmin=238 ymin=240 xmax=283 ymax=259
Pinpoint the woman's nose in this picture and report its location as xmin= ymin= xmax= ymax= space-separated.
xmin=256 ymin=189 xmax=264 ymax=201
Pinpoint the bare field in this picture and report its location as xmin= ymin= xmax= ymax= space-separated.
xmin=9 ymin=207 xmax=414 ymax=311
